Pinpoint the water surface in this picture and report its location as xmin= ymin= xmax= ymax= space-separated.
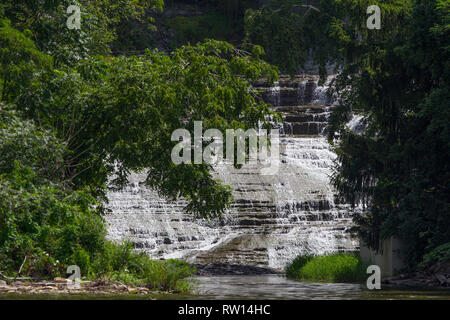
xmin=180 ymin=275 xmax=450 ymax=300
xmin=1 ymin=275 xmax=449 ymax=300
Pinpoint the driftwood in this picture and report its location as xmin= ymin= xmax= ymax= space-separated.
xmin=17 ymin=256 xmax=27 ymax=276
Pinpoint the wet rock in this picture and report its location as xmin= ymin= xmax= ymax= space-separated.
xmin=194 ymin=263 xmax=281 ymax=276
xmin=435 ymin=274 xmax=447 ymax=285
xmin=383 ymin=271 xmax=450 ymax=288
xmin=0 ymin=278 xmax=158 ymax=296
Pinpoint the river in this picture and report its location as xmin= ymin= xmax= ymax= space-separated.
xmin=1 ymin=275 xmax=449 ymax=300
xmin=176 ymin=275 xmax=450 ymax=300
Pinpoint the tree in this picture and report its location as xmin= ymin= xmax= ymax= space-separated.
xmin=0 ymin=110 xmax=195 ymax=290
xmin=244 ymin=0 xmax=336 ymax=76
xmin=0 ymin=19 xmax=52 ymax=103
xmin=7 ymin=30 xmax=278 ymax=217
xmin=0 ymin=109 xmax=103 ymax=276
xmin=244 ymin=0 xmax=450 ymax=268
xmin=327 ymin=0 xmax=449 ymax=267
xmin=0 ymin=0 xmax=164 ymax=64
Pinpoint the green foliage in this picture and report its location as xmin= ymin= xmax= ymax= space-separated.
xmin=0 ymin=163 xmax=104 ymax=278
xmin=12 ymin=39 xmax=278 ymax=218
xmin=0 ymin=111 xmax=194 ymax=291
xmin=244 ymin=1 xmax=307 ymax=74
xmin=326 ymin=0 xmax=450 ymax=268
xmin=244 ymin=0 xmax=413 ymax=75
xmin=0 ymin=114 xmax=103 ymax=276
xmin=146 ymin=1 xmax=260 ymax=53
xmin=90 ymin=242 xmax=195 ymax=292
xmin=244 ymin=0 xmax=339 ymax=75
xmin=0 ymin=19 xmax=52 ymax=103
xmin=166 ymin=11 xmax=234 ymax=45
xmin=1 ymin=1 xmax=279 ymax=220
xmin=419 ymin=243 xmax=450 ymax=271
xmin=285 ymin=254 xmax=314 ymax=276
xmin=246 ymin=0 xmax=450 ymax=269
xmin=0 ymin=0 xmax=163 ymax=64
xmin=0 ymin=110 xmax=64 ymax=181
xmin=286 ymin=254 xmax=369 ymax=283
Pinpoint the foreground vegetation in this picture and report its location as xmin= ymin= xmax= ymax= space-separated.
xmin=286 ymin=254 xmax=369 ymax=283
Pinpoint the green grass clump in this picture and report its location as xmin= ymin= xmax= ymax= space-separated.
xmin=87 ymin=242 xmax=195 ymax=293
xmin=286 ymin=253 xmax=369 ymax=283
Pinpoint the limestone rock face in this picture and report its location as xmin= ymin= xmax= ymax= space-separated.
xmin=104 ymin=75 xmax=359 ymax=271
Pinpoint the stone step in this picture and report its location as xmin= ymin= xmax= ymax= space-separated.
xmin=283 ymin=122 xmax=328 ymax=135
xmin=283 ymin=113 xmax=328 ymax=123
xmin=261 ymin=87 xmax=318 ymax=106
xmin=252 ymin=75 xmax=321 ymax=88
xmin=274 ymin=105 xmax=332 ymax=113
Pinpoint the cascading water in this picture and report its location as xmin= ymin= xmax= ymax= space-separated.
xmin=104 ymin=75 xmax=359 ymax=272
xmin=346 ymin=114 xmax=366 ymax=135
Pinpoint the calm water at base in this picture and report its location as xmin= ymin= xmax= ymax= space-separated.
xmin=179 ymin=275 xmax=450 ymax=300
xmin=1 ymin=275 xmax=449 ymax=300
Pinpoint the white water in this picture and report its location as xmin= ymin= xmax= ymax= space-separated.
xmin=346 ymin=114 xmax=365 ymax=134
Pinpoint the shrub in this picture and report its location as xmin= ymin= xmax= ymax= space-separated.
xmin=0 ymin=162 xmax=103 ymax=278
xmin=285 ymin=254 xmax=315 ymax=279
xmin=419 ymin=242 xmax=450 ymax=271
xmin=92 ymin=243 xmax=194 ymax=293
xmin=286 ymin=253 xmax=369 ymax=283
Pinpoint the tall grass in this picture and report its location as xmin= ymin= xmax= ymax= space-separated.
xmin=77 ymin=242 xmax=195 ymax=293
xmin=286 ymin=253 xmax=369 ymax=283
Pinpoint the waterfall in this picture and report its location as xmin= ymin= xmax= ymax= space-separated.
xmin=104 ymin=75 xmax=359 ymax=271
xmin=346 ymin=114 xmax=366 ymax=134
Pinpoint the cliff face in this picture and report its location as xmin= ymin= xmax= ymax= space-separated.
xmin=104 ymin=75 xmax=358 ymax=271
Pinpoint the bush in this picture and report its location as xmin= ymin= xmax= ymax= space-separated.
xmin=286 ymin=253 xmax=369 ymax=283
xmin=0 ymin=162 xmax=103 ymax=278
xmin=285 ymin=254 xmax=315 ymax=278
xmin=91 ymin=243 xmax=194 ymax=293
xmin=419 ymin=242 xmax=450 ymax=271
xmin=0 ymin=167 xmax=194 ymax=291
